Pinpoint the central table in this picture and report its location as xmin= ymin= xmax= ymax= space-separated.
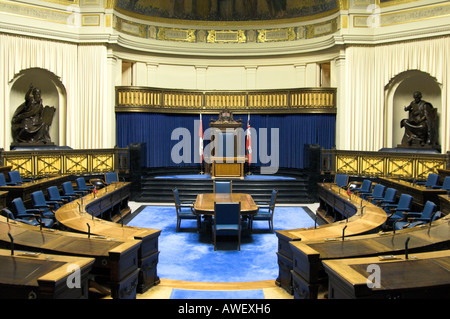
xmin=193 ymin=193 xmax=259 ymax=216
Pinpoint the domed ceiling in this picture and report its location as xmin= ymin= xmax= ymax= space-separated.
xmin=115 ymin=0 xmax=339 ymax=21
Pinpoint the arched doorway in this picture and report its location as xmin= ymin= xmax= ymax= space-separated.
xmin=385 ymin=70 xmax=442 ymax=149
xmin=8 ymin=68 xmax=67 ymax=149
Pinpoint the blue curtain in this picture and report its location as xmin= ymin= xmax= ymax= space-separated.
xmin=116 ymin=112 xmax=335 ymax=169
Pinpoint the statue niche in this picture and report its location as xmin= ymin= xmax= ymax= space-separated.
xmin=399 ymin=91 xmax=440 ymax=151
xmin=11 ymin=84 xmax=55 ymax=147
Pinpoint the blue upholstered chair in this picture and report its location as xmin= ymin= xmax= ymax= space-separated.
xmin=435 ymin=176 xmax=450 ymax=191
xmin=173 ymin=188 xmax=200 ymax=232
xmin=371 ymin=188 xmax=397 ymax=206
xmin=213 ymin=202 xmax=241 ymax=251
xmin=416 ymin=173 xmax=439 ymax=189
xmin=353 ymin=180 xmax=372 ymax=195
xmin=104 ymin=172 xmax=119 ymax=185
xmin=359 ymin=184 xmax=385 ymax=200
xmin=383 ymin=193 xmax=413 ymax=216
xmin=334 ymin=174 xmax=349 ymax=188
xmin=47 ymin=186 xmax=73 ymax=204
xmin=8 ymin=170 xmax=31 ymax=185
xmin=12 ymin=197 xmax=55 ymax=228
xmin=0 ymin=173 xmax=15 ymax=186
xmin=252 ymin=189 xmax=278 ymax=233
xmin=62 ymin=181 xmax=84 ymax=198
xmin=1 ymin=207 xmax=54 ymax=228
xmin=214 ymin=180 xmax=232 ymax=193
xmin=75 ymin=177 xmax=94 ymax=194
xmin=393 ymin=201 xmax=438 ymax=230
xmin=31 ymin=190 xmax=58 ymax=219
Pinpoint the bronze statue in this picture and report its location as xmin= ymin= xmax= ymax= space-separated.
xmin=11 ymin=84 xmax=55 ymax=145
xmin=400 ymin=91 xmax=439 ymax=149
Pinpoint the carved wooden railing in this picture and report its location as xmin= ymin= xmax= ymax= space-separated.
xmin=0 ymin=148 xmax=129 ymax=178
xmin=115 ymin=86 xmax=337 ymax=114
xmin=321 ymin=149 xmax=450 ymax=180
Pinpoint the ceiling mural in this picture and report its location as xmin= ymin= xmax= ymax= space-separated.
xmin=115 ymin=0 xmax=338 ymax=21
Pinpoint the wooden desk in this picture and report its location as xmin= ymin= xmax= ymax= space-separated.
xmin=0 ymin=191 xmax=7 ymax=209
xmin=323 ymin=250 xmax=450 ymax=299
xmin=193 ymin=193 xmax=258 ymax=216
xmin=438 ymin=168 xmax=450 ymax=184
xmin=0 ymin=175 xmax=68 ymax=207
xmin=55 ymin=182 xmax=161 ymax=293
xmin=378 ymin=177 xmax=447 ymax=210
xmin=289 ymin=216 xmax=450 ymax=299
xmin=0 ymin=216 xmax=142 ymax=299
xmin=0 ymin=166 xmax=12 ymax=180
xmin=439 ymin=194 xmax=450 ymax=216
xmin=0 ymin=248 xmax=94 ymax=299
xmin=276 ymin=183 xmax=387 ymax=294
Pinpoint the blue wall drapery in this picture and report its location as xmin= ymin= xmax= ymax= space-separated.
xmin=116 ymin=112 xmax=335 ymax=169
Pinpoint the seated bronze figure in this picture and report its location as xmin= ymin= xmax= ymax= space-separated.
xmin=11 ymin=84 xmax=55 ymax=145
xmin=400 ymin=91 xmax=439 ymax=149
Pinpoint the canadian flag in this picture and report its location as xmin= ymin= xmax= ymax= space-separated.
xmin=246 ymin=114 xmax=252 ymax=166
xmin=199 ymin=114 xmax=203 ymax=163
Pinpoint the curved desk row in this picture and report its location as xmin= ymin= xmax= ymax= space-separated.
xmin=276 ymin=183 xmax=388 ymax=294
xmin=289 ymin=216 xmax=450 ymax=299
xmin=0 ymin=248 xmax=94 ymax=299
xmin=0 ymin=215 xmax=142 ymax=299
xmin=0 ymin=175 xmax=69 ymax=208
xmin=323 ymin=249 xmax=450 ymax=299
xmin=55 ymin=182 xmax=161 ymax=295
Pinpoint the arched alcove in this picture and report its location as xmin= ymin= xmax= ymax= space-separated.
xmin=8 ymin=68 xmax=67 ymax=149
xmin=385 ymin=70 xmax=442 ymax=149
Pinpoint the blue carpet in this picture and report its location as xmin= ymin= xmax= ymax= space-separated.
xmin=154 ymin=174 xmax=295 ymax=180
xmin=170 ymin=289 xmax=265 ymax=299
xmin=126 ymin=206 xmax=315 ymax=283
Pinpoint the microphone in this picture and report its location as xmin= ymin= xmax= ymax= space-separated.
xmin=342 ymin=225 xmax=347 ymax=241
xmin=8 ymin=232 xmax=14 ymax=255
xmin=87 ymin=223 xmax=91 ymax=239
xmin=405 ymin=237 xmax=410 ymax=259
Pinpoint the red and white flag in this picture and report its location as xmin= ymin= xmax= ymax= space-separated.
xmin=199 ymin=113 xmax=203 ymax=163
xmin=246 ymin=114 xmax=252 ymax=165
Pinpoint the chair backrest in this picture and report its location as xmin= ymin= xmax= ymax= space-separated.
xmin=47 ymin=186 xmax=61 ymax=200
xmin=76 ymin=177 xmax=87 ymax=189
xmin=12 ymin=197 xmax=26 ymax=215
xmin=360 ymin=180 xmax=372 ymax=192
xmin=214 ymin=202 xmax=241 ymax=226
xmin=8 ymin=170 xmax=22 ymax=184
xmin=0 ymin=174 xmax=6 ymax=186
xmin=441 ymin=176 xmax=450 ymax=190
xmin=372 ymin=184 xmax=386 ymax=197
xmin=383 ymin=188 xmax=397 ymax=201
xmin=1 ymin=208 xmax=15 ymax=220
xmin=335 ymin=174 xmax=349 ymax=188
xmin=214 ymin=181 xmax=232 ymax=193
xmin=62 ymin=181 xmax=75 ymax=194
xmin=425 ymin=173 xmax=439 ymax=187
xmin=31 ymin=190 xmax=47 ymax=207
xmin=421 ymin=201 xmax=437 ymax=219
xmin=397 ymin=194 xmax=413 ymax=210
xmin=104 ymin=172 xmax=118 ymax=185
xmin=269 ymin=189 xmax=278 ymax=208
xmin=172 ymin=188 xmax=181 ymax=206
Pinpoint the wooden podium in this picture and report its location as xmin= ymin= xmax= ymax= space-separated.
xmin=211 ymin=156 xmax=245 ymax=179
xmin=209 ymin=110 xmax=245 ymax=179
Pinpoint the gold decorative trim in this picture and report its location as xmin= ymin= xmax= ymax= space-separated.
xmin=207 ymin=30 xmax=246 ymax=44
xmin=257 ymin=28 xmax=295 ymax=43
xmin=1 ymin=148 xmax=129 ymax=177
xmin=322 ymin=149 xmax=449 ymax=179
xmin=115 ymin=87 xmax=337 ymax=115
xmin=158 ymin=27 xmax=196 ymax=43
